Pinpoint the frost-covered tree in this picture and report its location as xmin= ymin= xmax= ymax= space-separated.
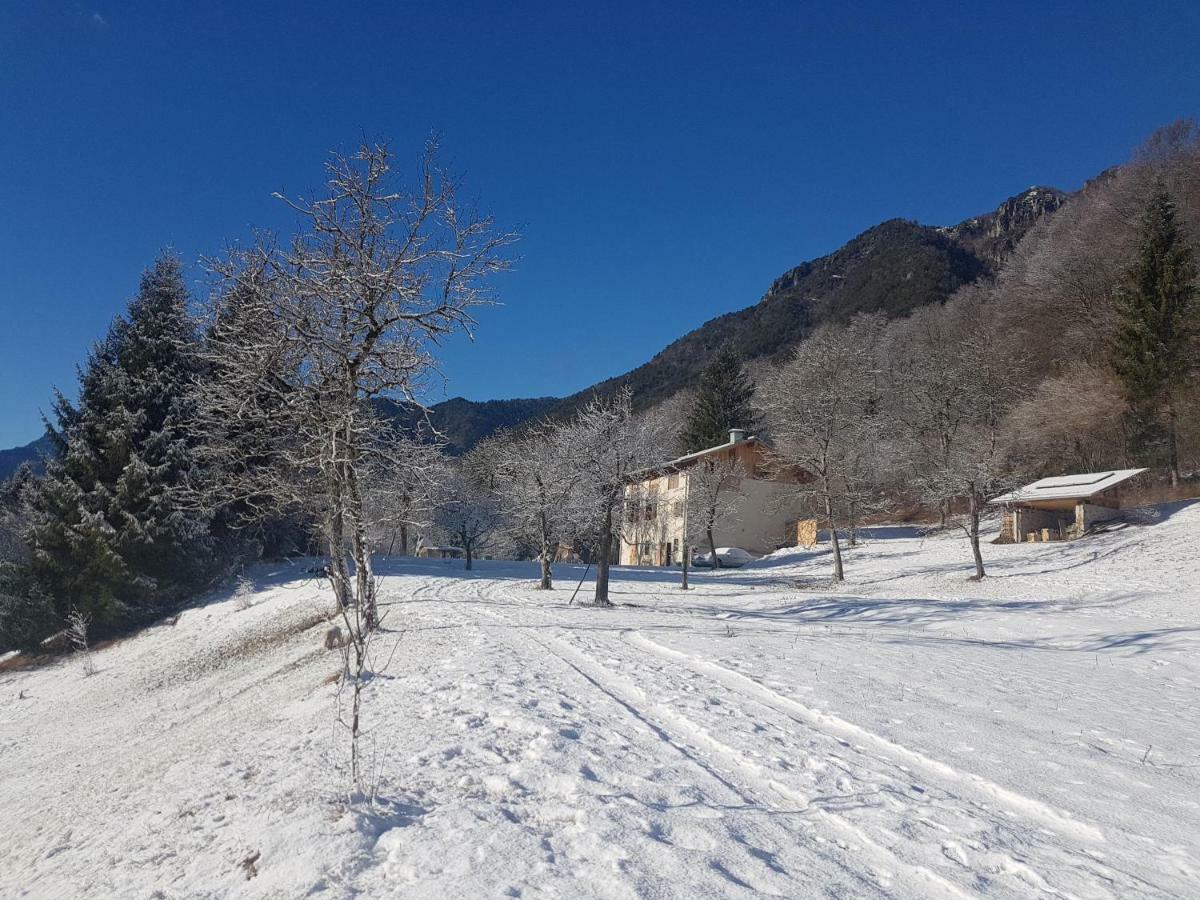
xmin=679 ymin=348 xmax=758 ymax=453
xmin=198 ymin=141 xmax=513 ymax=623
xmin=435 ymin=448 xmax=503 ymax=570
xmin=363 ymin=435 xmax=447 ymax=557
xmin=1111 ymin=182 xmax=1198 ymax=485
xmin=758 ymin=315 xmax=884 ymax=582
xmin=195 ymin=141 xmax=514 ymax=785
xmin=494 ymin=422 xmax=580 ymax=590
xmin=569 ymin=390 xmax=670 ymax=606
xmin=22 ymin=255 xmax=214 ymax=636
xmin=683 ymin=455 xmax=746 ymax=573
xmin=0 ymin=464 xmax=34 ymax=569
xmin=0 ymin=465 xmax=53 ymax=651
xmin=885 ymin=296 xmax=1020 ymax=579
xmin=198 ymin=273 xmax=316 ymax=560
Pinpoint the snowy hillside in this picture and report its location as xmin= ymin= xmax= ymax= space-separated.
xmin=1 ymin=503 xmax=1198 ymax=898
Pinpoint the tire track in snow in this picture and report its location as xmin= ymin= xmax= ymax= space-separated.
xmin=421 ymin=575 xmax=1170 ymax=897
xmin=624 ymin=629 xmax=1108 ymax=846
xmin=619 ymin=628 xmax=1173 ymax=895
xmin=459 ymin=584 xmax=975 ymax=899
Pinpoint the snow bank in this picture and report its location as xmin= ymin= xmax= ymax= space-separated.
xmin=1 ymin=504 xmax=1197 ymax=897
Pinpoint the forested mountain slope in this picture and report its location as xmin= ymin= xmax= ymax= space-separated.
xmin=0 ymin=186 xmax=1063 ymax=471
xmin=549 ymin=185 xmax=1065 ymax=414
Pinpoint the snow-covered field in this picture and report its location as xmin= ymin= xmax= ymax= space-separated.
xmin=1 ymin=504 xmax=1198 ymax=898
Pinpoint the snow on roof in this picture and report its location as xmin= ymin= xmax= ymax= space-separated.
xmin=628 ymin=435 xmax=762 ymax=480
xmin=988 ymin=468 xmax=1148 ymax=505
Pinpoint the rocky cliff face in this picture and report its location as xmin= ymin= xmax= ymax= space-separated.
xmin=944 ymin=186 xmax=1067 ymax=268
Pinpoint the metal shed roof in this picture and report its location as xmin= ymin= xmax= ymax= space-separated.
xmin=988 ymin=468 xmax=1148 ymax=505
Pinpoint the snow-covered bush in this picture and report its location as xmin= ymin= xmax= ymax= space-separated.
xmin=66 ymin=607 xmax=96 ymax=676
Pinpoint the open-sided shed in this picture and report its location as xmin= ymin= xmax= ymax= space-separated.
xmin=989 ymin=469 xmax=1148 ymax=543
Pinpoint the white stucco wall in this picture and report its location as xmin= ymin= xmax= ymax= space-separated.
xmin=620 ymin=470 xmax=800 ymax=565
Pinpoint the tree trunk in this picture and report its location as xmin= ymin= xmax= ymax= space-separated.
xmin=345 ymin=457 xmax=377 ymax=630
xmin=848 ymin=499 xmax=859 ymax=548
xmin=399 ymin=522 xmax=409 ymax=556
xmin=1167 ymin=400 xmax=1180 ymax=488
xmin=968 ymin=491 xmax=986 ymax=580
xmin=594 ymin=501 xmax=613 ymax=606
xmin=464 ymin=536 xmax=473 ymax=571
xmin=327 ymin=508 xmax=352 ymax=609
xmin=707 ymin=526 xmax=721 ymax=569
xmin=681 ymin=544 xmax=689 ymax=591
xmin=825 ymin=487 xmax=844 ymax=582
xmin=538 ymin=513 xmax=553 ymax=589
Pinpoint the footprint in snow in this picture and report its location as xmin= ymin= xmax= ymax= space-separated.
xmin=942 ymin=842 xmax=969 ymax=867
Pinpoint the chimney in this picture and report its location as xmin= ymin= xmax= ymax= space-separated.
xmin=729 ymin=428 xmax=747 ymax=444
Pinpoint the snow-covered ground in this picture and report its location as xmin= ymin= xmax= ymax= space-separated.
xmin=1 ymin=503 xmax=1198 ymax=898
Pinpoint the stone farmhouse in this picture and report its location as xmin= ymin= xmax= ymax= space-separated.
xmin=620 ymin=429 xmax=805 ymax=566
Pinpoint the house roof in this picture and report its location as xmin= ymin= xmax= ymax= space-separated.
xmin=628 ymin=435 xmax=763 ymax=481
xmin=988 ymin=468 xmax=1148 ymax=505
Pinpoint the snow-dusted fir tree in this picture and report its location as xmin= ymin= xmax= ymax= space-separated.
xmin=569 ymin=390 xmax=670 ymax=606
xmin=196 ymin=142 xmax=514 ymax=784
xmin=1111 ymin=182 xmax=1198 ymax=486
xmin=494 ymin=421 xmax=580 ymax=590
xmin=679 ymin=348 xmax=758 ymax=453
xmin=24 ymin=255 xmax=214 ymax=633
xmin=758 ymin=315 xmax=885 ymax=582
xmin=0 ymin=465 xmax=53 ymax=650
xmin=198 ymin=270 xmax=315 ymax=560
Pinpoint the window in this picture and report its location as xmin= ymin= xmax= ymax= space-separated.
xmin=667 ymin=473 xmax=679 ymax=490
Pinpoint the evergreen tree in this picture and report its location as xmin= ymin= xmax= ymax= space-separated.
xmin=198 ymin=276 xmax=314 ymax=561
xmin=22 ymin=255 xmax=214 ymax=635
xmin=679 ymin=347 xmax=758 ymax=452
xmin=1111 ymin=183 xmax=1198 ymax=485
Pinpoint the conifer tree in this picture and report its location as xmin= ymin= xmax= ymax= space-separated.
xmin=23 ymin=255 xmax=214 ymax=633
xmin=679 ymin=347 xmax=758 ymax=452
xmin=1111 ymin=183 xmax=1198 ymax=485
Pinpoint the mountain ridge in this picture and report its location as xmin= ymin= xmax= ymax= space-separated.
xmin=0 ymin=185 xmax=1066 ymax=476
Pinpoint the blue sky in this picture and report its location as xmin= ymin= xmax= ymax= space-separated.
xmin=2 ymin=1 xmax=1198 ymax=448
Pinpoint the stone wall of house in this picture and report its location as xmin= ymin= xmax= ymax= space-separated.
xmin=1013 ymin=506 xmax=1073 ymax=541
xmin=619 ymin=469 xmax=801 ymax=565
xmin=1076 ymin=503 xmax=1123 ymax=533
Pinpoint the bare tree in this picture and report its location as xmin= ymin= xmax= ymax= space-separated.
xmin=195 ymin=141 xmax=515 ymax=785
xmin=570 ymin=390 xmax=671 ymax=606
xmin=363 ymin=436 xmax=448 ymax=557
xmin=434 ymin=450 xmax=503 ymax=570
xmin=683 ymin=455 xmax=746 ymax=572
xmin=758 ymin=315 xmax=885 ymax=582
xmin=884 ymin=295 xmax=1022 ymax=579
xmin=1002 ymin=363 xmax=1131 ymax=472
xmin=494 ymin=421 xmax=580 ymax=589
xmin=66 ymin=607 xmax=96 ymax=676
